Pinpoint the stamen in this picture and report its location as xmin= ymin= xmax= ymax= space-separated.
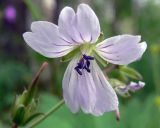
xmin=75 ymin=67 xmax=82 ymax=75
xmin=74 ymin=54 xmax=94 ymax=75
xmin=83 ymin=54 xmax=94 ymax=60
xmin=86 ymin=60 xmax=90 ymax=68
xmin=84 ymin=66 xmax=90 ymax=73
xmin=77 ymin=59 xmax=84 ymax=69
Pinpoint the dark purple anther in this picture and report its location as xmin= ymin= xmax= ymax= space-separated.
xmin=86 ymin=60 xmax=90 ymax=68
xmin=75 ymin=67 xmax=82 ymax=75
xmin=83 ymin=54 xmax=94 ymax=60
xmin=74 ymin=54 xmax=94 ymax=75
xmin=84 ymin=66 xmax=90 ymax=73
xmin=77 ymin=59 xmax=84 ymax=69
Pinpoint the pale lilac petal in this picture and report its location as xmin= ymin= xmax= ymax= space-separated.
xmin=76 ymin=4 xmax=100 ymax=43
xmin=91 ymin=61 xmax=119 ymax=115
xmin=129 ymin=81 xmax=145 ymax=91
xmin=96 ymin=35 xmax=147 ymax=65
xmin=58 ymin=7 xmax=83 ymax=44
xmin=63 ymin=56 xmax=97 ymax=113
xmin=23 ymin=21 xmax=76 ymax=58
xmin=77 ymin=67 xmax=97 ymax=114
xmin=63 ymin=57 xmax=118 ymax=116
xmin=62 ymin=57 xmax=80 ymax=113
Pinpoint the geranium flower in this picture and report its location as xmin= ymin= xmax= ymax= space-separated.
xmin=23 ymin=3 xmax=147 ymax=116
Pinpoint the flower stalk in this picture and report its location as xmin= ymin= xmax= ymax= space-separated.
xmin=28 ymin=99 xmax=65 ymax=128
xmin=12 ymin=62 xmax=48 ymax=127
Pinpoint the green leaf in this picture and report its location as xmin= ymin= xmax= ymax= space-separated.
xmin=119 ymin=66 xmax=143 ymax=80
xmin=61 ymin=47 xmax=80 ymax=62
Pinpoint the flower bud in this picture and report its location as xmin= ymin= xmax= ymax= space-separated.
xmin=12 ymin=93 xmax=42 ymax=126
xmin=129 ymin=81 xmax=145 ymax=92
xmin=114 ymin=81 xmax=145 ymax=97
xmin=11 ymin=62 xmax=48 ymax=126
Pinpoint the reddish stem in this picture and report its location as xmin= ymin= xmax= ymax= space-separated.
xmin=29 ymin=62 xmax=48 ymax=89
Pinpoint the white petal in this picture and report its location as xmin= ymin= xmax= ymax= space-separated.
xmin=62 ymin=57 xmax=80 ymax=113
xmin=58 ymin=7 xmax=83 ymax=44
xmin=96 ymin=35 xmax=147 ymax=65
xmin=76 ymin=4 xmax=100 ymax=43
xmin=91 ymin=61 xmax=119 ymax=116
xmin=23 ymin=21 xmax=75 ymax=58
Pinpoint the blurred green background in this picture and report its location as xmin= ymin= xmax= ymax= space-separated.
xmin=0 ymin=0 xmax=160 ymax=128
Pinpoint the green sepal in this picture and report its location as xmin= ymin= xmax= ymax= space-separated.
xmin=93 ymin=51 xmax=108 ymax=67
xmin=24 ymin=86 xmax=38 ymax=106
xmin=109 ymin=78 xmax=125 ymax=88
xmin=115 ymin=88 xmax=130 ymax=98
xmin=11 ymin=90 xmax=28 ymax=120
xmin=95 ymin=32 xmax=104 ymax=44
xmin=118 ymin=72 xmax=129 ymax=83
xmin=12 ymin=93 xmax=39 ymax=126
xmin=12 ymin=105 xmax=25 ymax=125
xmin=28 ymin=99 xmax=38 ymax=112
xmin=119 ymin=66 xmax=143 ymax=80
xmin=16 ymin=90 xmax=28 ymax=105
xmin=61 ymin=47 xmax=80 ymax=62
xmin=109 ymin=78 xmax=130 ymax=98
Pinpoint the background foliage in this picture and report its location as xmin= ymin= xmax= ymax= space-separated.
xmin=0 ymin=0 xmax=160 ymax=127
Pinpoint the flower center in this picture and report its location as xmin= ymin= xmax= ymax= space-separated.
xmin=74 ymin=54 xmax=94 ymax=75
